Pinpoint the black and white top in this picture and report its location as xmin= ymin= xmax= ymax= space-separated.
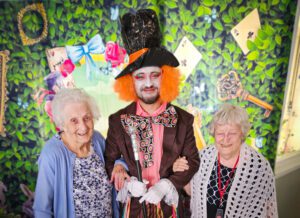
xmin=73 ymin=147 xmax=112 ymax=218
xmin=206 ymin=160 xmax=235 ymax=218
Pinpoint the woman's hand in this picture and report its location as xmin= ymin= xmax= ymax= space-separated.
xmin=111 ymin=164 xmax=130 ymax=191
xmin=172 ymin=156 xmax=189 ymax=172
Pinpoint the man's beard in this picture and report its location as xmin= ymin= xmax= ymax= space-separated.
xmin=138 ymin=93 xmax=160 ymax=104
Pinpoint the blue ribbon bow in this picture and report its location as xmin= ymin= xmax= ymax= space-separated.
xmin=66 ymin=34 xmax=105 ymax=80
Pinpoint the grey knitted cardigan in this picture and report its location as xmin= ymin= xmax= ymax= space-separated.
xmin=191 ymin=143 xmax=278 ymax=218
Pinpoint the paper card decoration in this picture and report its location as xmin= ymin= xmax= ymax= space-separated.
xmin=230 ymin=8 xmax=261 ymax=55
xmin=46 ymin=47 xmax=68 ymax=72
xmin=0 ymin=50 xmax=10 ymax=136
xmin=174 ymin=36 xmax=202 ymax=81
xmin=67 ymin=39 xmax=128 ymax=135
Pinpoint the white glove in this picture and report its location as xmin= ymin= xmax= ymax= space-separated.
xmin=116 ymin=177 xmax=148 ymax=203
xmin=127 ymin=177 xmax=148 ymax=197
xmin=139 ymin=179 xmax=178 ymax=206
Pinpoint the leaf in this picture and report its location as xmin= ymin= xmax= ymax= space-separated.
xmin=111 ymin=33 xmax=117 ymax=41
xmin=165 ymin=34 xmax=174 ymax=43
xmin=5 ymin=161 xmax=12 ymax=169
xmin=27 ymin=134 xmax=36 ymax=141
xmin=25 ymin=161 xmax=31 ymax=171
xmin=11 ymin=52 xmax=27 ymax=59
xmin=16 ymin=131 xmax=24 ymax=141
xmin=213 ymin=20 xmax=223 ymax=31
xmin=272 ymin=0 xmax=280 ymax=5
xmin=164 ymin=1 xmax=177 ymax=9
xmin=233 ymin=62 xmax=240 ymax=69
xmin=260 ymin=3 xmax=267 ymax=13
xmin=223 ymin=52 xmax=231 ymax=62
xmin=257 ymin=29 xmax=267 ymax=40
xmin=258 ymin=39 xmax=270 ymax=50
xmin=15 ymin=161 xmax=23 ymax=168
xmin=247 ymin=40 xmax=256 ymax=51
xmin=196 ymin=6 xmax=205 ymax=17
xmin=222 ymin=14 xmax=232 ymax=23
xmin=75 ymin=7 xmax=84 ymax=15
xmin=275 ymin=35 xmax=282 ymax=45
xmin=57 ymin=7 xmax=63 ymax=19
xmin=266 ymin=66 xmax=275 ymax=78
xmin=196 ymin=6 xmax=211 ymax=16
xmin=22 ymin=14 xmax=31 ymax=23
xmin=49 ymin=26 xmax=55 ymax=37
xmin=226 ymin=43 xmax=236 ymax=53
xmin=67 ymin=13 xmax=72 ymax=22
xmin=193 ymin=37 xmax=205 ymax=46
xmin=265 ymin=24 xmax=275 ymax=36
xmin=272 ymin=19 xmax=284 ymax=25
xmin=31 ymin=53 xmax=39 ymax=60
xmin=202 ymin=0 xmax=214 ymax=7
xmin=0 ymin=151 xmax=5 ymax=160
xmin=247 ymin=51 xmax=259 ymax=60
xmin=64 ymin=0 xmax=71 ymax=7
xmin=15 ymin=152 xmax=21 ymax=160
xmin=237 ymin=6 xmax=247 ymax=13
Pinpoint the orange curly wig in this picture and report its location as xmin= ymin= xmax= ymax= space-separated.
xmin=114 ymin=65 xmax=180 ymax=102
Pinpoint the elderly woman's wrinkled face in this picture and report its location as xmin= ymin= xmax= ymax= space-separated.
xmin=61 ymin=102 xmax=94 ymax=147
xmin=214 ymin=123 xmax=243 ymax=159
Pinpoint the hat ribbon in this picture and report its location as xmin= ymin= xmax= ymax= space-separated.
xmin=129 ymin=48 xmax=149 ymax=64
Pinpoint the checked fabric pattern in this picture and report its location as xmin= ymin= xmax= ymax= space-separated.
xmin=120 ymin=106 xmax=178 ymax=168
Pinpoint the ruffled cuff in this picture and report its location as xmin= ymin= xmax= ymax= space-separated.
xmin=116 ymin=180 xmax=130 ymax=203
xmin=161 ymin=179 xmax=179 ymax=207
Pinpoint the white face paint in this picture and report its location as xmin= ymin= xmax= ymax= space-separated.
xmin=132 ymin=66 xmax=162 ymax=104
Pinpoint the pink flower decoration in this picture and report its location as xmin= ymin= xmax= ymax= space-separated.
xmin=105 ymin=42 xmax=127 ymax=68
xmin=60 ymin=59 xmax=75 ymax=77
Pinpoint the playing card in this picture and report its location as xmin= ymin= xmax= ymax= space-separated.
xmin=174 ymin=36 xmax=202 ymax=81
xmin=230 ymin=8 xmax=261 ymax=54
xmin=46 ymin=47 xmax=68 ymax=72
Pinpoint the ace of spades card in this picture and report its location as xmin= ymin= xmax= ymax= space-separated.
xmin=174 ymin=36 xmax=202 ymax=81
xmin=230 ymin=8 xmax=261 ymax=55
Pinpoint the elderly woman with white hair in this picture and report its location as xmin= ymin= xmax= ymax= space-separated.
xmin=173 ymin=103 xmax=278 ymax=218
xmin=33 ymin=88 xmax=128 ymax=218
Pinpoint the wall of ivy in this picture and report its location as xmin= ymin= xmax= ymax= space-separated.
xmin=0 ymin=0 xmax=296 ymax=215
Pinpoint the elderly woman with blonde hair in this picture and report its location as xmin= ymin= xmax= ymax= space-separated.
xmin=33 ymin=88 xmax=127 ymax=218
xmin=173 ymin=103 xmax=278 ymax=218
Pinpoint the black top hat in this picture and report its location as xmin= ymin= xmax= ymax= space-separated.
xmin=115 ymin=9 xmax=179 ymax=79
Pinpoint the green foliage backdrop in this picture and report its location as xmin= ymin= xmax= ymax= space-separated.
xmin=0 ymin=0 xmax=296 ymax=215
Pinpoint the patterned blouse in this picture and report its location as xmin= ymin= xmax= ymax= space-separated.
xmin=73 ymin=146 xmax=112 ymax=217
xmin=206 ymin=159 xmax=236 ymax=218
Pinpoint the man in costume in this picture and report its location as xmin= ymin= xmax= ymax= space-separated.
xmin=105 ymin=9 xmax=200 ymax=217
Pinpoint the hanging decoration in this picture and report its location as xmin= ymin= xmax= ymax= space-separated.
xmin=217 ymin=71 xmax=273 ymax=117
xmin=0 ymin=50 xmax=10 ymax=137
xmin=17 ymin=3 xmax=48 ymax=46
